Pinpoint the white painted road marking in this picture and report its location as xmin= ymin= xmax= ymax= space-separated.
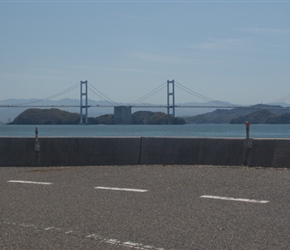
xmin=86 ymin=234 xmax=164 ymax=249
xmin=94 ymin=186 xmax=148 ymax=193
xmin=200 ymin=195 xmax=269 ymax=204
xmin=8 ymin=180 xmax=52 ymax=185
xmin=4 ymin=220 xmax=167 ymax=250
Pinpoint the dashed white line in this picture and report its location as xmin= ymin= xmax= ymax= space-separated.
xmin=124 ymin=241 xmax=140 ymax=248
xmin=94 ymin=186 xmax=148 ymax=193
xmin=8 ymin=180 xmax=52 ymax=185
xmin=86 ymin=234 xmax=164 ymax=249
xmin=106 ymin=239 xmax=119 ymax=245
xmin=200 ymin=195 xmax=269 ymax=204
xmin=4 ymin=220 xmax=166 ymax=250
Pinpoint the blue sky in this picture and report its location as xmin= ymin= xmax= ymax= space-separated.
xmin=1 ymin=0 xmax=290 ymax=106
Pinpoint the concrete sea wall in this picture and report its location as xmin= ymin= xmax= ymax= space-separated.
xmin=0 ymin=137 xmax=290 ymax=167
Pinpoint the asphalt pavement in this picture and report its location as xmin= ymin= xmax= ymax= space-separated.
xmin=1 ymin=165 xmax=290 ymax=250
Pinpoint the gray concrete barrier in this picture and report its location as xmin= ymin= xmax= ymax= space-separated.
xmin=246 ymin=139 xmax=290 ymax=168
xmin=0 ymin=137 xmax=290 ymax=167
xmin=140 ymin=137 xmax=246 ymax=166
xmin=0 ymin=137 xmax=141 ymax=167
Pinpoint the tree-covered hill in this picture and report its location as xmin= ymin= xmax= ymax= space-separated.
xmin=230 ymin=110 xmax=277 ymax=124
xmin=10 ymin=108 xmax=185 ymax=125
xmin=132 ymin=111 xmax=185 ymax=125
xmin=184 ymin=104 xmax=290 ymax=124
xmin=10 ymin=108 xmax=80 ymax=124
xmin=265 ymin=113 xmax=290 ymax=124
xmin=88 ymin=114 xmax=115 ymax=125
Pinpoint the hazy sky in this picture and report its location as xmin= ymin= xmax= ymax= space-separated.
xmin=1 ymin=0 xmax=290 ymax=105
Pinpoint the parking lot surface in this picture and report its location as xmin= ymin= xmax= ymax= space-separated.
xmin=1 ymin=165 xmax=290 ymax=249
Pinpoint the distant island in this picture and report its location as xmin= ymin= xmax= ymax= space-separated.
xmin=8 ymin=104 xmax=290 ymax=125
xmin=9 ymin=108 xmax=186 ymax=125
xmin=183 ymin=104 xmax=290 ymax=124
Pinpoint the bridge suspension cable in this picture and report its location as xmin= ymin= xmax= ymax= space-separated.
xmin=267 ymin=93 xmax=290 ymax=105
xmin=129 ymin=81 xmax=167 ymax=105
xmin=174 ymin=81 xmax=217 ymax=103
xmin=88 ymin=82 xmax=118 ymax=106
xmin=13 ymin=83 xmax=80 ymax=107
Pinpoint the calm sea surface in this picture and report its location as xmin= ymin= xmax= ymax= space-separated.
xmin=1 ymin=124 xmax=290 ymax=138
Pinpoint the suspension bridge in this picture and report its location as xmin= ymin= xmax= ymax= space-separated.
xmin=0 ymin=80 xmax=229 ymax=124
xmin=1 ymin=80 xmax=288 ymax=124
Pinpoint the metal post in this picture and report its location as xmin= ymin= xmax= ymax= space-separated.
xmin=245 ymin=121 xmax=252 ymax=148
xmin=34 ymin=126 xmax=40 ymax=165
xmin=246 ymin=121 xmax=250 ymax=140
xmin=243 ymin=121 xmax=253 ymax=165
xmin=34 ymin=127 xmax=40 ymax=151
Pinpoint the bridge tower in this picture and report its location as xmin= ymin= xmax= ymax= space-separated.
xmin=80 ymin=80 xmax=89 ymax=124
xmin=167 ymin=80 xmax=175 ymax=117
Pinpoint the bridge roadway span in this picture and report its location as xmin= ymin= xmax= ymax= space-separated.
xmin=1 ymin=165 xmax=290 ymax=249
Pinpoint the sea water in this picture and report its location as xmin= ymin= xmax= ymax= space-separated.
xmin=1 ymin=124 xmax=290 ymax=138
